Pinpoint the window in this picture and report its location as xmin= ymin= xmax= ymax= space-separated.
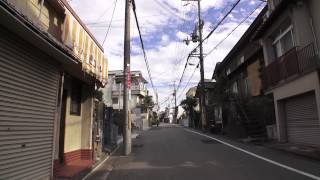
xmin=70 ymin=81 xmax=82 ymax=115
xmin=271 ymin=19 xmax=295 ymax=57
xmin=112 ymin=98 xmax=118 ymax=104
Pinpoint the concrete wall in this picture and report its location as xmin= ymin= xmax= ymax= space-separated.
xmin=102 ymin=78 xmax=113 ymax=107
xmin=261 ymin=2 xmax=320 ymax=143
xmin=272 ymin=72 xmax=320 ymax=142
xmin=7 ymin=0 xmax=64 ymax=41
xmin=261 ymin=3 xmax=315 ymax=66
xmin=308 ymin=0 xmax=320 ymax=53
xmin=291 ymin=2 xmax=314 ymax=48
xmin=141 ymin=112 xmax=150 ymax=130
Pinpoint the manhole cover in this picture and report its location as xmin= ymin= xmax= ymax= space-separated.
xmin=200 ymin=139 xmax=220 ymax=144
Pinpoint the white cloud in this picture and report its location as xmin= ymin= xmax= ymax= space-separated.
xmin=176 ymin=31 xmax=188 ymax=40
xmin=160 ymin=34 xmax=170 ymax=45
xmin=69 ymin=0 xmax=263 ymax=110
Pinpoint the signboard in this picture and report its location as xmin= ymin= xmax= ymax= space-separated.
xmin=62 ymin=9 xmax=108 ymax=84
xmin=127 ymin=70 xmax=131 ymax=89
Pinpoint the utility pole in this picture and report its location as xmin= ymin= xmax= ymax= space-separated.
xmin=173 ymin=82 xmax=177 ymax=124
xmin=197 ymin=0 xmax=206 ymax=131
xmin=182 ymin=0 xmax=206 ymax=130
xmin=123 ymin=0 xmax=131 ymax=156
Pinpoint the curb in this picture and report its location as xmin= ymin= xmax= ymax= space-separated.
xmin=82 ymin=132 xmax=140 ymax=180
xmin=82 ymin=145 xmax=120 ymax=180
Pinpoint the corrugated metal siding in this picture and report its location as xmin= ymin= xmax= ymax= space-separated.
xmin=0 ymin=27 xmax=59 ymax=180
xmin=285 ymin=92 xmax=320 ymax=147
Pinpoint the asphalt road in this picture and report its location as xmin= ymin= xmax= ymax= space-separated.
xmin=86 ymin=124 xmax=320 ymax=180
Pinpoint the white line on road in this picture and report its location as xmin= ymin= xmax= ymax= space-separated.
xmin=82 ymin=145 xmax=120 ymax=180
xmin=185 ymin=129 xmax=320 ymax=180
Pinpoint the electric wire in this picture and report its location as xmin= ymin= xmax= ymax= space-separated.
xmin=205 ymin=2 xmax=264 ymax=57
xmin=176 ymin=1 xmax=265 ymax=101
xmin=176 ymin=2 xmax=264 ymax=101
xmin=131 ymin=0 xmax=158 ymax=103
xmin=102 ymin=0 xmax=118 ymax=46
xmin=94 ymin=0 xmax=117 ymax=24
xmin=177 ymin=62 xmax=199 ymax=100
xmin=175 ymin=0 xmax=241 ymax=95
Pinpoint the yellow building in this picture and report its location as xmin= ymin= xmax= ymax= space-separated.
xmin=0 ymin=0 xmax=108 ymax=179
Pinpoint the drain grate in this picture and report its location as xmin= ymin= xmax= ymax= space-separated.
xmin=200 ymin=139 xmax=220 ymax=144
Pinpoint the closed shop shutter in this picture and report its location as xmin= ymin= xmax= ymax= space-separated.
xmin=0 ymin=27 xmax=60 ymax=179
xmin=285 ymin=92 xmax=320 ymax=147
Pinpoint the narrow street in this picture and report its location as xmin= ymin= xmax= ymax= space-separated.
xmin=2 ymin=0 xmax=320 ymax=179
xmin=86 ymin=124 xmax=320 ymax=180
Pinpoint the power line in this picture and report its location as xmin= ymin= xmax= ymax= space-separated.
xmin=177 ymin=62 xmax=199 ymax=100
xmin=175 ymin=0 xmax=241 ymax=95
xmin=154 ymin=0 xmax=187 ymax=21
xmin=176 ymin=2 xmax=264 ymax=101
xmin=205 ymin=2 xmax=264 ymax=57
xmin=102 ymin=0 xmax=118 ymax=46
xmin=131 ymin=0 xmax=158 ymax=103
xmin=95 ymin=0 xmax=117 ymax=24
xmin=202 ymin=0 xmax=241 ymax=42
xmin=86 ymin=14 xmax=163 ymax=26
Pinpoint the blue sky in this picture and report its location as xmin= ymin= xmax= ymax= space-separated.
xmin=70 ymin=0 xmax=265 ymax=109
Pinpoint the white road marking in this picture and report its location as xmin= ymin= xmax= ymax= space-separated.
xmin=185 ymin=128 xmax=320 ymax=180
xmin=82 ymin=145 xmax=120 ymax=180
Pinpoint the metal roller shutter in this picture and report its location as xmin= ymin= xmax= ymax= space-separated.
xmin=0 ymin=27 xmax=60 ymax=180
xmin=285 ymin=92 xmax=320 ymax=147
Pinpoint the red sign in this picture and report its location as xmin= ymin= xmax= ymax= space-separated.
xmin=127 ymin=70 xmax=131 ymax=89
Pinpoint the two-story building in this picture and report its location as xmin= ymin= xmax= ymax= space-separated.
xmin=254 ymin=0 xmax=320 ymax=147
xmin=212 ymin=7 xmax=276 ymax=139
xmin=103 ymin=70 xmax=149 ymax=130
xmin=0 ymin=0 xmax=108 ymax=179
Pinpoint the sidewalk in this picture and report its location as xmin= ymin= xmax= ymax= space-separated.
xmin=82 ymin=132 xmax=140 ymax=180
xmin=189 ymin=126 xmax=320 ymax=162
xmin=264 ymin=142 xmax=320 ymax=161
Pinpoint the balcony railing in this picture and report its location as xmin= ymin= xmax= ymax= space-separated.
xmin=112 ymin=84 xmax=147 ymax=97
xmin=263 ymin=43 xmax=318 ymax=88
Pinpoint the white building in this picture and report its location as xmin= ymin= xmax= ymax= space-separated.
xmin=103 ymin=70 xmax=150 ymax=129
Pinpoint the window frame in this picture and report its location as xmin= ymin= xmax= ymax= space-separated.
xmin=272 ymin=25 xmax=295 ymax=57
